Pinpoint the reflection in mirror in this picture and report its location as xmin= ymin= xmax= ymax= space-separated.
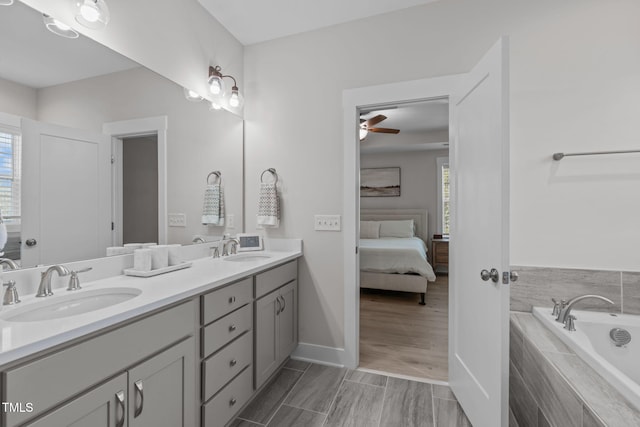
xmin=0 ymin=1 xmax=243 ymax=268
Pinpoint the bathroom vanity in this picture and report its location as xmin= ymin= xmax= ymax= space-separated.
xmin=0 ymin=248 xmax=301 ymax=427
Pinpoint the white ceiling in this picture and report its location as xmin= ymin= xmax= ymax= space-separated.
xmin=197 ymin=0 xmax=440 ymax=45
xmin=0 ymin=1 xmax=138 ymax=89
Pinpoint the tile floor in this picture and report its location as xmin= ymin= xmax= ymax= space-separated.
xmin=230 ymin=360 xmax=471 ymax=427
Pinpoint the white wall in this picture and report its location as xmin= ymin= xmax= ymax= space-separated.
xmin=19 ymin=0 xmax=244 ymax=115
xmin=0 ymin=77 xmax=37 ymax=119
xmin=36 ymin=67 xmax=244 ymax=245
xmin=360 ymin=149 xmax=448 ymax=246
xmin=244 ymin=0 xmax=640 ymax=350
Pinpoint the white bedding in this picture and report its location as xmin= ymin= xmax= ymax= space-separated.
xmin=359 ymin=237 xmax=436 ymax=282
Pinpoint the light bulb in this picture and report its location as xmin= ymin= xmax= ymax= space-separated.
xmin=44 ymin=14 xmax=79 ymax=38
xmin=210 ymin=102 xmax=222 ymax=111
xmin=183 ymin=87 xmax=202 ymax=102
xmin=54 ymin=19 xmax=71 ymax=31
xmin=80 ymin=1 xmax=100 ymax=22
xmin=208 ymin=76 xmax=224 ymax=95
xmin=228 ymin=86 xmax=243 ymax=108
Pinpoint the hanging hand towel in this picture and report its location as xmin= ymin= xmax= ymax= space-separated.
xmin=202 ymin=183 xmax=225 ymax=226
xmin=257 ymin=182 xmax=280 ymax=228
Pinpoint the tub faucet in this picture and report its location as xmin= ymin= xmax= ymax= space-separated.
xmin=556 ymin=294 xmax=614 ymax=326
xmin=36 ymin=265 xmax=70 ymax=297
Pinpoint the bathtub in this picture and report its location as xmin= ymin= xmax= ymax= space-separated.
xmin=532 ymin=306 xmax=640 ymax=411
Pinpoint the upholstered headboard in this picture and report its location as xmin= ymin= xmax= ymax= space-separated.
xmin=360 ymin=209 xmax=429 ymax=242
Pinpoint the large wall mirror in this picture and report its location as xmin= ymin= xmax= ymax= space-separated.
xmin=0 ymin=1 xmax=244 ymax=268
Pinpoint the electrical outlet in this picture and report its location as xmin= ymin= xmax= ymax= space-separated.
xmin=314 ymin=215 xmax=341 ymax=231
xmin=168 ymin=213 xmax=186 ymax=227
xmin=227 ymin=214 xmax=235 ymax=229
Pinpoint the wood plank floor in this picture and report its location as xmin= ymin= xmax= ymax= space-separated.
xmin=359 ymin=274 xmax=449 ymax=381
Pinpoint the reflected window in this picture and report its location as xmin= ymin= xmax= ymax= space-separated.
xmin=437 ymin=157 xmax=450 ymax=235
xmin=0 ymin=126 xmax=21 ymax=224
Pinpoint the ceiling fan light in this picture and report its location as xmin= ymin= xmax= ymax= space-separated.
xmin=72 ymin=0 xmax=110 ymax=30
xmin=359 ymin=127 xmax=368 ymax=141
xmin=43 ymin=14 xmax=79 ymax=39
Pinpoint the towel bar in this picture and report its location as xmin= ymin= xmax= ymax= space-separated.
xmin=552 ymin=150 xmax=640 ymax=161
xmin=260 ymin=168 xmax=278 ymax=184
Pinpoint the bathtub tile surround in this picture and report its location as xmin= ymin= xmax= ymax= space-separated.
xmin=509 ymin=266 xmax=640 ymax=314
xmin=510 ymin=313 xmax=640 ymax=426
xmin=233 ymin=363 xmax=470 ymax=426
xmin=622 ymin=272 xmax=640 ymax=314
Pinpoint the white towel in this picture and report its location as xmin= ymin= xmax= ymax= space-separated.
xmin=257 ymin=182 xmax=280 ymax=228
xmin=202 ymin=184 xmax=225 ymax=226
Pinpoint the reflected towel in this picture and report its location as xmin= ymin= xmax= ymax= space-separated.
xmin=202 ymin=184 xmax=225 ymax=226
xmin=257 ymin=182 xmax=280 ymax=228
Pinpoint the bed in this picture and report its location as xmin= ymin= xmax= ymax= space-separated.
xmin=359 ymin=209 xmax=436 ymax=305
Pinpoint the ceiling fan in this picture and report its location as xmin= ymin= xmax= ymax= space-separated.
xmin=359 ymin=114 xmax=400 ymax=141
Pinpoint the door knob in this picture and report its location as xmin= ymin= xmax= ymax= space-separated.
xmin=25 ymin=238 xmax=37 ymax=247
xmin=480 ymin=268 xmax=499 ymax=283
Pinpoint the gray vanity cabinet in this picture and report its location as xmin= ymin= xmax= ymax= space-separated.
xmin=24 ymin=373 xmax=128 ymax=427
xmin=254 ymin=261 xmax=298 ymax=389
xmin=128 ymin=338 xmax=196 ymax=427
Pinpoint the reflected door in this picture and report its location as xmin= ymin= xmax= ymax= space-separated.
xmin=21 ymin=119 xmax=111 ymax=267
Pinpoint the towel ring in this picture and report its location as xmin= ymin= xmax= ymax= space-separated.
xmin=207 ymin=171 xmax=221 ymax=184
xmin=260 ymin=168 xmax=278 ymax=184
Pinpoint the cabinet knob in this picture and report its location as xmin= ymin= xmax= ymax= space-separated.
xmin=229 ymin=324 xmax=237 ymax=332
xmin=230 ymin=359 xmax=237 ymax=367
xmin=229 ymin=397 xmax=237 ymax=406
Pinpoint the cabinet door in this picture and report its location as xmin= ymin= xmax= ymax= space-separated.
xmin=128 ymin=338 xmax=196 ymax=427
xmin=255 ymin=291 xmax=279 ymax=389
xmin=25 ymin=373 xmax=127 ymax=427
xmin=278 ymin=280 xmax=298 ymax=363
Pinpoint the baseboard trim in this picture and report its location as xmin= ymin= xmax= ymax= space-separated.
xmin=291 ymin=342 xmax=346 ymax=367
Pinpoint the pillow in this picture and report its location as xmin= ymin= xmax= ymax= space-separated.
xmin=379 ymin=219 xmax=415 ymax=238
xmin=360 ymin=221 xmax=380 ymax=239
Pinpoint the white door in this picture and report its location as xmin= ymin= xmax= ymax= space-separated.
xmin=21 ymin=119 xmax=111 ymax=267
xmin=449 ymin=38 xmax=510 ymax=426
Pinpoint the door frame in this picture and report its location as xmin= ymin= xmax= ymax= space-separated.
xmin=342 ymin=75 xmax=461 ymax=368
xmin=103 ymin=116 xmax=168 ymax=245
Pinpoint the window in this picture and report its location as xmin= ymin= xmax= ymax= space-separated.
xmin=436 ymin=157 xmax=450 ymax=235
xmin=0 ymin=126 xmax=21 ymax=224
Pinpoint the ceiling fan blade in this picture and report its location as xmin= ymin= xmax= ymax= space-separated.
xmin=369 ymin=127 xmax=400 ymax=134
xmin=365 ymin=114 xmax=387 ymax=127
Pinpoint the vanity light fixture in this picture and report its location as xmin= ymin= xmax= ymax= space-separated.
xmin=43 ymin=14 xmax=79 ymax=39
xmin=183 ymin=87 xmax=203 ymax=102
xmin=72 ymin=0 xmax=110 ymax=30
xmin=0 ymin=0 xmax=14 ymax=6
xmin=207 ymin=65 xmax=244 ymax=109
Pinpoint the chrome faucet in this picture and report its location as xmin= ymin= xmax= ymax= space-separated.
xmin=222 ymin=238 xmax=239 ymax=256
xmin=36 ymin=265 xmax=70 ymax=297
xmin=556 ymin=294 xmax=614 ymax=326
xmin=0 ymin=258 xmax=20 ymax=270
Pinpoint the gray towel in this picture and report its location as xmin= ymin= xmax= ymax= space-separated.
xmin=257 ymin=182 xmax=280 ymax=228
xmin=202 ymin=184 xmax=225 ymax=226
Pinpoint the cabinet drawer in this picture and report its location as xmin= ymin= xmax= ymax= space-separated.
xmin=202 ymin=277 xmax=252 ymax=325
xmin=255 ymin=260 xmax=297 ymax=298
xmin=202 ymin=332 xmax=252 ymax=401
xmin=202 ymin=304 xmax=252 ymax=358
xmin=202 ymin=367 xmax=252 ymax=427
xmin=2 ymin=300 xmax=196 ymax=427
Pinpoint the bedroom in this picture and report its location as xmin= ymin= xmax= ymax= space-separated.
xmin=358 ymin=99 xmax=450 ymax=381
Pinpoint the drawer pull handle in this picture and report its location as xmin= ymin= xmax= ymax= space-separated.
xmin=229 ymin=324 xmax=237 ymax=332
xmin=281 ymin=296 xmax=286 ymax=312
xmin=276 ymin=296 xmax=281 ymax=314
xmin=229 ymin=397 xmax=237 ymax=406
xmin=115 ymin=390 xmax=126 ymax=427
xmin=230 ymin=359 xmax=237 ymax=367
xmin=134 ymin=380 xmax=144 ymax=418
xmin=228 ymin=296 xmax=236 ymax=304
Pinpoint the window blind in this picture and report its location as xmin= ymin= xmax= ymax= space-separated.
xmin=0 ymin=126 xmax=21 ymax=222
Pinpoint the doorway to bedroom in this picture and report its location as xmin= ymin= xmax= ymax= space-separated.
xmin=358 ymin=99 xmax=451 ymax=381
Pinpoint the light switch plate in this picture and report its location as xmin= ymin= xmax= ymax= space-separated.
xmin=314 ymin=215 xmax=341 ymax=231
xmin=168 ymin=213 xmax=186 ymax=227
xmin=227 ymin=214 xmax=235 ymax=229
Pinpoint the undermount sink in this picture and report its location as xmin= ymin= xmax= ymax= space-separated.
xmin=4 ymin=287 xmax=142 ymax=322
xmin=223 ymin=253 xmax=272 ymax=262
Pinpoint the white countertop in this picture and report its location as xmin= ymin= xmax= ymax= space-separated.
xmin=0 ymin=250 xmax=302 ymax=366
